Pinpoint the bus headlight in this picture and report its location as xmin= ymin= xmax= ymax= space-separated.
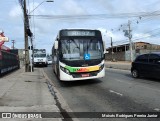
xmin=99 ymin=64 xmax=104 ymax=71
xmin=60 ymin=66 xmax=70 ymax=75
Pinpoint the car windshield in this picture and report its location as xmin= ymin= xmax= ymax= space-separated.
xmin=60 ymin=38 xmax=103 ymax=61
xmin=34 ymin=54 xmax=46 ymax=58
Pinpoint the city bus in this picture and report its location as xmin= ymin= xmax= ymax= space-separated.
xmin=52 ymin=29 xmax=106 ymax=81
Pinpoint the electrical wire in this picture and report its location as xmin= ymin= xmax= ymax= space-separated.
xmin=28 ymin=10 xmax=160 ymax=20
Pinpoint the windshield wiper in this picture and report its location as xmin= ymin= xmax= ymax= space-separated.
xmin=71 ymin=39 xmax=80 ymax=50
xmin=86 ymin=39 xmax=93 ymax=53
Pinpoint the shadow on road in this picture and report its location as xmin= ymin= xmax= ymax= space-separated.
xmin=34 ymin=66 xmax=48 ymax=68
xmin=59 ymin=79 xmax=102 ymax=87
xmin=125 ymin=73 xmax=160 ymax=83
xmin=139 ymin=77 xmax=160 ymax=83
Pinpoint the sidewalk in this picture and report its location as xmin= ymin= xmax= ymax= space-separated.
xmin=105 ymin=61 xmax=132 ymax=70
xmin=0 ymin=67 xmax=62 ymax=121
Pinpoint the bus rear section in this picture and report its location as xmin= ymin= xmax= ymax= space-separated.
xmin=52 ymin=29 xmax=105 ymax=81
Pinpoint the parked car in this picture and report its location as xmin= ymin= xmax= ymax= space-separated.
xmin=131 ymin=52 xmax=160 ymax=79
xmin=48 ymin=58 xmax=52 ymax=65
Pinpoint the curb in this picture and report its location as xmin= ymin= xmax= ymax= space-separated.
xmin=41 ymin=68 xmax=80 ymax=121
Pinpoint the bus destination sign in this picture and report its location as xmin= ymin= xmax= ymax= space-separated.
xmin=61 ymin=30 xmax=96 ymax=36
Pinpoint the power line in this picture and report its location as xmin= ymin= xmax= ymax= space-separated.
xmin=28 ymin=10 xmax=160 ymax=20
xmin=132 ymin=32 xmax=160 ymax=42
xmin=110 ymin=8 xmax=160 ymax=33
xmin=106 ymin=30 xmax=160 ymax=45
xmin=108 ymin=32 xmax=160 ymax=47
xmin=106 ymin=26 xmax=160 ymax=46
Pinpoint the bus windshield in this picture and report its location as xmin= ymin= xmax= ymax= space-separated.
xmin=60 ymin=38 xmax=104 ymax=61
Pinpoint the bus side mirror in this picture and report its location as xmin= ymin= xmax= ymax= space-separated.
xmin=54 ymin=41 xmax=58 ymax=49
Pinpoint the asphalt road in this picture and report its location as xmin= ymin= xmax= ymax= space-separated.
xmin=44 ymin=65 xmax=160 ymax=121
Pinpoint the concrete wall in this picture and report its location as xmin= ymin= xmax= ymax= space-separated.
xmin=125 ymin=49 xmax=160 ymax=61
xmin=105 ymin=51 xmax=125 ymax=61
xmin=18 ymin=49 xmax=25 ymax=67
xmin=125 ymin=50 xmax=136 ymax=61
xmin=105 ymin=49 xmax=160 ymax=61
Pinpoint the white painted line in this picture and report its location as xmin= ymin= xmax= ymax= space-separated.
xmin=154 ymin=108 xmax=160 ymax=111
xmin=109 ymin=90 xmax=123 ymax=96
xmin=115 ymin=79 xmax=160 ymax=93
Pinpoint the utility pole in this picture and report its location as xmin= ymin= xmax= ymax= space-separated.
xmin=12 ymin=40 xmax=15 ymax=49
xmin=30 ymin=36 xmax=34 ymax=72
xmin=24 ymin=0 xmax=30 ymax=72
xmin=128 ymin=20 xmax=133 ymax=62
xmin=111 ymin=37 xmax=113 ymax=61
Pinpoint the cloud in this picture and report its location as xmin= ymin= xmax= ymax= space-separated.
xmin=98 ymin=27 xmax=128 ymax=47
xmin=133 ymin=33 xmax=150 ymax=38
xmin=96 ymin=0 xmax=157 ymax=14
xmin=60 ymin=0 xmax=87 ymax=15
xmin=94 ymin=0 xmax=114 ymax=13
xmin=28 ymin=2 xmax=55 ymax=15
xmin=3 ymin=0 xmax=160 ymax=52
xmin=9 ymin=5 xmax=22 ymax=18
xmin=133 ymin=33 xmax=160 ymax=45
xmin=98 ymin=27 xmax=125 ymax=40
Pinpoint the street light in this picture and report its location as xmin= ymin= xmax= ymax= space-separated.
xmin=12 ymin=40 xmax=15 ymax=49
xmin=27 ymin=0 xmax=53 ymax=72
xmin=29 ymin=0 xmax=54 ymax=14
xmin=22 ymin=0 xmax=53 ymax=72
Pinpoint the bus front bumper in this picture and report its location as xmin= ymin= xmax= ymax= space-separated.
xmin=59 ymin=68 xmax=105 ymax=81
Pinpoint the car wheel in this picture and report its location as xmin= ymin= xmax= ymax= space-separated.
xmin=132 ymin=69 xmax=139 ymax=78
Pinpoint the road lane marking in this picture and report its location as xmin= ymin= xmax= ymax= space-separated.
xmin=109 ymin=90 xmax=123 ymax=96
xmin=154 ymin=108 xmax=160 ymax=111
xmin=115 ymin=79 xmax=160 ymax=93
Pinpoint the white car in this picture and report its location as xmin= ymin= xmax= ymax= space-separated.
xmin=48 ymin=59 xmax=52 ymax=65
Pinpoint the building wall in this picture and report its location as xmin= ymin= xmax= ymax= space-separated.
xmin=105 ymin=51 xmax=125 ymax=61
xmin=135 ymin=42 xmax=148 ymax=49
xmin=146 ymin=44 xmax=160 ymax=50
xmin=106 ymin=42 xmax=160 ymax=61
xmin=18 ymin=49 xmax=25 ymax=66
xmin=105 ymin=49 xmax=160 ymax=61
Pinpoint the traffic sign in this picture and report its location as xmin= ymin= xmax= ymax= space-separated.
xmin=0 ymin=37 xmax=9 ymax=42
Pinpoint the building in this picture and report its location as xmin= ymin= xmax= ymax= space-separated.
xmin=105 ymin=42 xmax=160 ymax=61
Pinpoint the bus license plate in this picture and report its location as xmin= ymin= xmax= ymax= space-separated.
xmin=82 ymin=74 xmax=89 ymax=77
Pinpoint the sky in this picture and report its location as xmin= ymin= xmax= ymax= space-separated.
xmin=1 ymin=0 xmax=160 ymax=54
